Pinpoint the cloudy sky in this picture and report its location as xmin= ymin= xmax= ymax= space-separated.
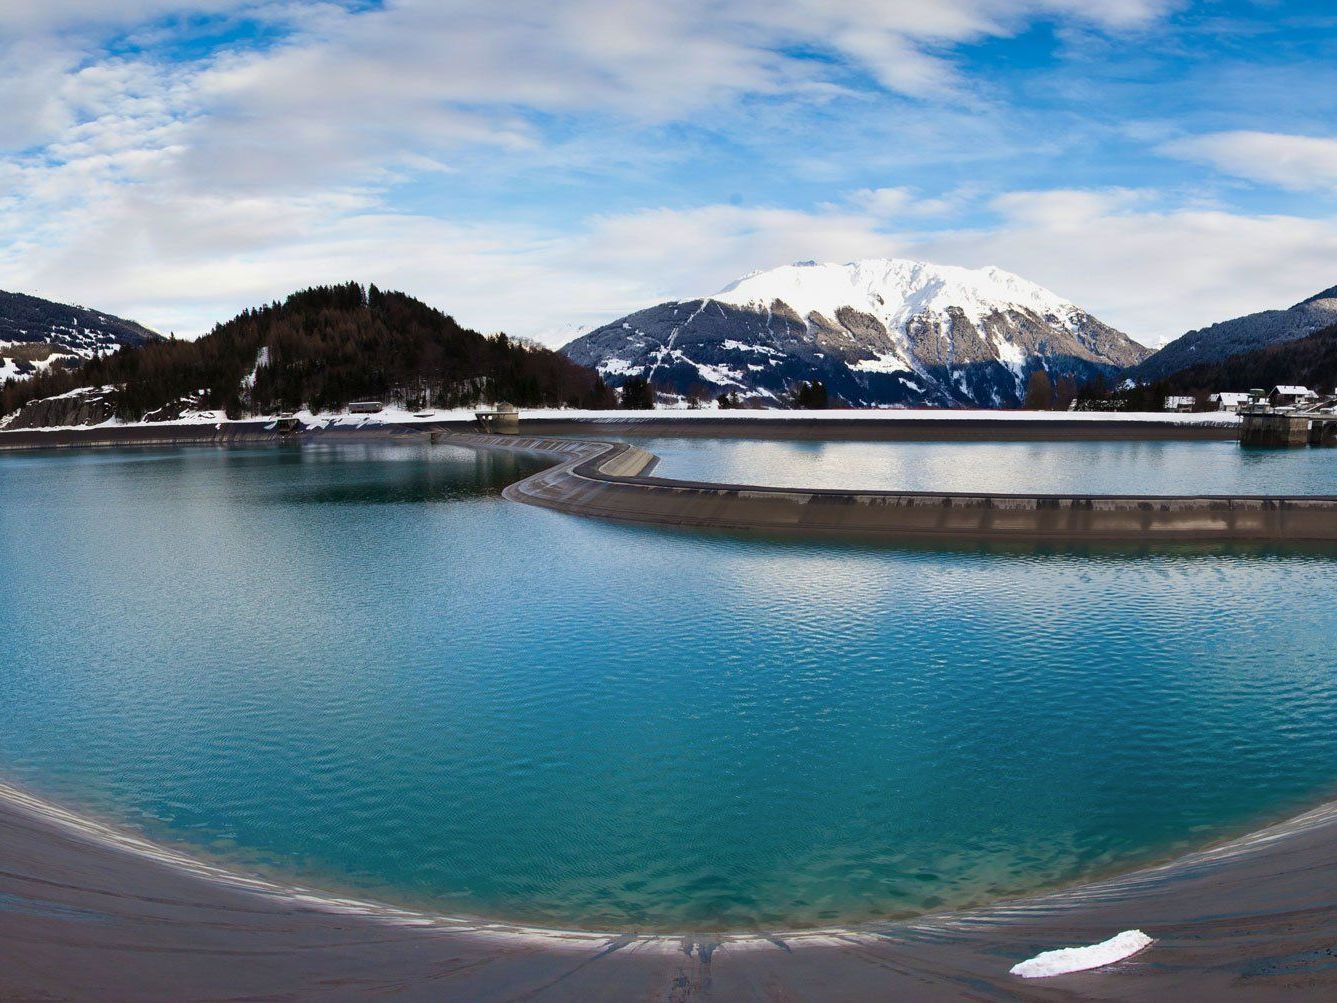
xmin=2 ymin=0 xmax=1336 ymax=347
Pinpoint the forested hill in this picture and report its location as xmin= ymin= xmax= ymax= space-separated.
xmin=1 ymin=283 xmax=614 ymax=422
xmin=1 ymin=289 xmax=161 ymax=383
xmin=1159 ymin=321 xmax=1337 ymax=397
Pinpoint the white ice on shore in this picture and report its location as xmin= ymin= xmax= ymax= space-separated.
xmin=1010 ymin=930 xmax=1153 ymax=978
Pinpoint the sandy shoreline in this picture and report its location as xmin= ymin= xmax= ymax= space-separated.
xmin=5 ymin=775 xmax=1337 ymax=1000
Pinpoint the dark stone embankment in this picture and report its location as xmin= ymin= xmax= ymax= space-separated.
xmin=0 ymin=420 xmax=286 ymax=450
xmin=0 ymin=419 xmax=480 ymax=451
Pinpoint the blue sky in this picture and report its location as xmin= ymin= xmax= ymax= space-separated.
xmin=2 ymin=1 xmax=1336 ymax=347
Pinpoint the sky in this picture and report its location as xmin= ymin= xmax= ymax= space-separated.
xmin=2 ymin=1 xmax=1337 ymax=349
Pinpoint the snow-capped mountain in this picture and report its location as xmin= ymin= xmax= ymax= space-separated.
xmin=563 ymin=259 xmax=1150 ymax=407
xmin=1 ymin=289 xmax=161 ymax=383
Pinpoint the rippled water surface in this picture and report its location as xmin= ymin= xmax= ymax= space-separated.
xmin=1 ymin=441 xmax=1336 ymax=930
xmin=604 ymin=435 xmax=1337 ymax=495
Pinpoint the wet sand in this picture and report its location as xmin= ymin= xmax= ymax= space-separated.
xmin=4 ymin=777 xmax=1337 ymax=1001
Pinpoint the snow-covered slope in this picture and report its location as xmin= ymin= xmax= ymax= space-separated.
xmin=0 ymin=289 xmax=161 ymax=383
xmin=563 ymin=259 xmax=1149 ymax=407
xmin=715 ymin=259 xmax=1085 ymax=337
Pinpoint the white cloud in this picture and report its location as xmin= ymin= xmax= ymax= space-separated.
xmin=10 ymin=180 xmax=1334 ymax=355
xmin=848 ymin=187 xmax=916 ymax=216
xmin=847 ymin=185 xmax=978 ymax=218
xmin=2 ymin=196 xmax=899 ymax=340
xmin=11 ymin=0 xmax=1269 ymax=355
xmin=987 ymin=187 xmax=1151 ymax=226
xmin=920 ymin=190 xmax=1337 ymax=344
xmin=0 ymin=1 xmax=248 ymax=32
xmin=1162 ymin=130 xmax=1337 ymax=192
xmin=0 ymin=40 xmax=85 ymax=150
xmin=0 ymin=0 xmax=1185 ymax=206
xmin=0 ymin=0 xmax=1181 ymax=169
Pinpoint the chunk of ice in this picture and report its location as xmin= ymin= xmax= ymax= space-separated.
xmin=1010 ymin=930 xmax=1153 ymax=979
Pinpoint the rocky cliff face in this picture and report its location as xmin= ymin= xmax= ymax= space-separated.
xmin=0 ymin=387 xmax=117 ymax=429
xmin=563 ymin=259 xmax=1148 ymax=407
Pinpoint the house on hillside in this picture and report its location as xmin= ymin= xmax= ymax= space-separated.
xmin=1210 ymin=391 xmax=1250 ymax=412
xmin=1164 ymin=394 xmax=1197 ymax=413
xmin=1269 ymin=386 xmax=1317 ymax=408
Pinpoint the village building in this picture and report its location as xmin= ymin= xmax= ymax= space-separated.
xmin=1269 ymin=386 xmax=1317 ymax=408
xmin=1210 ymin=392 xmax=1250 ymax=412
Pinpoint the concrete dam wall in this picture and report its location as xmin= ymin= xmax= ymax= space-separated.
xmin=453 ymin=432 xmax=1337 ymax=543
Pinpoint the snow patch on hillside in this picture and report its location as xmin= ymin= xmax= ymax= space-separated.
xmin=241 ymin=346 xmax=270 ymax=389
xmin=851 ymin=351 xmax=911 ymax=374
xmin=598 ymin=358 xmax=645 ymax=377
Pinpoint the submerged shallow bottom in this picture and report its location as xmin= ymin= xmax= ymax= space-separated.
xmin=7 ymin=775 xmax=1337 ymax=1001
xmin=1 ymin=440 xmax=1335 ymax=930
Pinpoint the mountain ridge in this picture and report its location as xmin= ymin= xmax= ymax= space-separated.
xmin=1 ymin=289 xmax=161 ymax=382
xmin=1125 ymin=285 xmax=1337 ymax=384
xmin=563 ymin=259 xmax=1149 ymax=407
xmin=1157 ymin=320 xmax=1337 ymax=397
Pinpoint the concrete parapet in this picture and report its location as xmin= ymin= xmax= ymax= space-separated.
xmin=449 ymin=432 xmax=1337 ymax=543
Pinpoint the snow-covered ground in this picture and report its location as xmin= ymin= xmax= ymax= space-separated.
xmin=0 ymin=343 xmax=79 ymax=383
xmin=1 ymin=402 xmax=1244 ymax=434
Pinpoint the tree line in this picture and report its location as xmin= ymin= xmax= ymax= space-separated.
xmin=1 ymin=283 xmax=617 ymax=420
xmin=1154 ymin=321 xmax=1337 ymax=400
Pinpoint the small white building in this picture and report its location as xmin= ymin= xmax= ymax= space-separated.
xmin=1164 ymin=395 xmax=1197 ymax=413
xmin=1269 ymin=386 xmax=1317 ymax=408
xmin=1210 ymin=391 xmax=1250 ymax=412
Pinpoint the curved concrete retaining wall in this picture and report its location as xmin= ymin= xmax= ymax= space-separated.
xmin=454 ymin=432 xmax=1337 ymax=543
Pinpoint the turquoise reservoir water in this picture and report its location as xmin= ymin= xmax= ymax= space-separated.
xmin=1 ymin=440 xmax=1336 ymax=931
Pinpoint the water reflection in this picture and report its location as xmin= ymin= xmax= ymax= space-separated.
xmin=600 ymin=436 xmax=1337 ymax=496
